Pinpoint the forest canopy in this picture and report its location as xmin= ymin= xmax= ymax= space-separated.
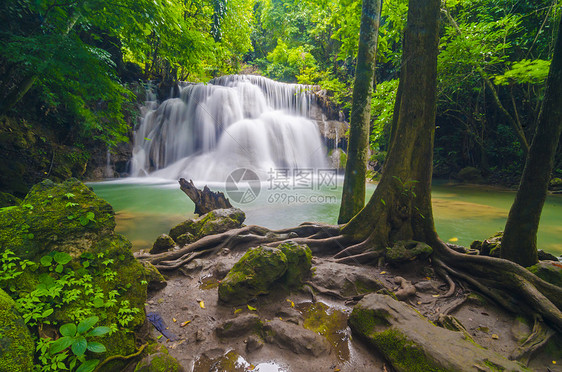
xmin=0 ymin=0 xmax=561 ymax=183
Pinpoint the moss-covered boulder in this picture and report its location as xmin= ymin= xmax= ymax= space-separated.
xmin=0 ymin=191 xmax=21 ymax=208
xmin=0 ymin=179 xmax=150 ymax=368
xmin=168 ymin=208 xmax=245 ymax=241
xmin=385 ymin=240 xmax=432 ymax=263
xmin=349 ymin=294 xmax=528 ymax=372
xmin=218 ymin=246 xmax=288 ymax=305
xmin=150 ymin=234 xmax=175 ymax=254
xmin=277 ymin=241 xmax=312 ymax=287
xmin=0 ymin=288 xmax=34 ymax=372
xmin=134 ymin=344 xmax=184 ymax=372
xmin=528 ymin=261 xmax=562 ymax=287
xmin=471 ymin=231 xmax=502 ymax=257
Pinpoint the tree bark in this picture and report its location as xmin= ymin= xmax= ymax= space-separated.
xmin=501 ymin=15 xmax=562 ymax=267
xmin=342 ymin=0 xmax=441 ymax=249
xmin=338 ymin=0 xmax=382 ymax=224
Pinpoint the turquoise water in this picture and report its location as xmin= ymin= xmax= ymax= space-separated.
xmin=89 ymin=179 xmax=562 ymax=256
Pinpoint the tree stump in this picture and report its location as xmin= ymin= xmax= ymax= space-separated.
xmin=179 ymin=178 xmax=232 ymax=215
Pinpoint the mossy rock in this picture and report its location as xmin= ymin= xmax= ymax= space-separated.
xmin=385 ymin=240 xmax=432 ymax=264
xmin=0 ymin=191 xmax=21 ymax=208
xmin=0 ymin=179 xmax=150 ymax=367
xmin=150 ymin=234 xmax=175 ymax=254
xmin=0 ymin=288 xmax=34 ymax=372
xmin=175 ymin=232 xmax=195 ymax=247
xmin=134 ymin=344 xmax=183 ymax=372
xmin=218 ymin=246 xmax=288 ymax=305
xmin=528 ymin=261 xmax=562 ymax=287
xmin=457 ymin=166 xmax=484 ymax=183
xmin=277 ymin=241 xmax=312 ymax=288
xmin=168 ymin=208 xmax=245 ymax=241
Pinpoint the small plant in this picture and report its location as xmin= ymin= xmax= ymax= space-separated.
xmin=48 ymin=316 xmax=110 ymax=372
xmin=79 ymin=212 xmax=96 ymax=226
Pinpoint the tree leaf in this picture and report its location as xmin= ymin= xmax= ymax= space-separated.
xmin=87 ymin=326 xmax=111 ymax=337
xmin=60 ymin=323 xmax=77 ymax=337
xmin=76 ymin=359 xmax=100 ymax=372
xmin=49 ymin=336 xmax=73 ymax=354
xmin=77 ymin=316 xmax=99 ymax=334
xmin=54 ymin=252 xmax=72 ymax=265
xmin=86 ymin=342 xmax=106 ymax=353
xmin=40 ymin=255 xmax=53 ymax=266
xmin=71 ymin=336 xmax=88 ymax=356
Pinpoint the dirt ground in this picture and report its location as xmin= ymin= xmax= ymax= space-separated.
xmin=144 ymin=249 xmax=562 ymax=372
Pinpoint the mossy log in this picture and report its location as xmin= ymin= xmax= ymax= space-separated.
xmin=179 ymin=178 xmax=232 ymax=215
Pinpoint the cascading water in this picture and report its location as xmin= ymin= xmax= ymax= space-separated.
xmin=130 ymin=75 xmax=327 ymax=181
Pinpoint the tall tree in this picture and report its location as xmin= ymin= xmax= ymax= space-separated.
xmin=501 ymin=14 xmax=562 ymax=267
xmin=338 ymin=0 xmax=440 ymax=244
xmin=338 ymin=0 xmax=382 ymax=224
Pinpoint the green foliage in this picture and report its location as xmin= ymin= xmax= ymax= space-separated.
xmin=264 ymin=40 xmax=318 ymax=82
xmin=370 ymin=79 xmax=398 ymax=152
xmin=494 ymin=59 xmax=551 ymax=85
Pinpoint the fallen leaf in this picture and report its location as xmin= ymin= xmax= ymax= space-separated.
xmin=172 ymin=318 xmax=177 ymax=323
xmin=553 ymin=361 xmax=557 ymax=364
xmin=448 ymin=237 xmax=459 ymax=242
xmin=247 ymin=365 xmax=255 ymax=371
xmin=199 ymin=300 xmax=205 ymax=309
xmin=180 ymin=320 xmax=191 ymax=327
xmin=380 ymin=271 xmax=387 ymax=274
xmin=334 ymin=369 xmax=341 ymax=372
xmin=286 ymin=299 xmax=295 ymax=307
xmin=247 ymin=304 xmax=257 ymax=311
xmin=432 ymin=294 xmax=440 ymax=298
xmin=417 ymin=301 xmax=422 ymax=305
xmin=425 ymin=277 xmax=431 ymax=280
xmin=157 ymin=335 xmax=163 ymax=340
xmin=491 ymin=334 xmax=499 ymax=340
xmin=233 ymin=308 xmax=242 ymax=314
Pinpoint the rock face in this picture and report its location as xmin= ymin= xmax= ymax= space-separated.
xmin=0 ymin=179 xmax=150 ymax=365
xmin=348 ymin=294 xmax=528 ymax=372
xmin=218 ymin=242 xmax=312 ymax=305
xmin=169 ymin=208 xmax=245 ymax=242
xmin=0 ymin=288 xmax=34 ymax=372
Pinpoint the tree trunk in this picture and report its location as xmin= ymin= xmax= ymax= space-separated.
xmin=338 ymin=0 xmax=382 ymax=224
xmin=501 ymin=15 xmax=562 ymax=267
xmin=342 ymin=0 xmax=441 ymax=249
xmin=179 ymin=178 xmax=233 ymax=215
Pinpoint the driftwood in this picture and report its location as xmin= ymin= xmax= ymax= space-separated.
xmin=179 ymin=178 xmax=232 ymax=215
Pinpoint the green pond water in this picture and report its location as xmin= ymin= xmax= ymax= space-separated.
xmin=89 ymin=179 xmax=562 ymax=256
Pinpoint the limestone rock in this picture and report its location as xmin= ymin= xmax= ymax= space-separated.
xmin=277 ymin=241 xmax=312 ymax=288
xmin=216 ymin=314 xmax=261 ymax=338
xmin=349 ymin=294 xmax=528 ymax=372
xmin=141 ymin=261 xmax=167 ymax=292
xmin=175 ymin=232 xmax=195 ymax=247
xmin=218 ymin=246 xmax=288 ymax=305
xmin=311 ymin=261 xmax=384 ymax=298
xmin=150 ymin=234 xmax=175 ymax=254
xmin=169 ymin=208 xmax=245 ymax=241
xmin=263 ymin=319 xmax=331 ymax=357
xmin=0 ymin=289 xmax=34 ymax=372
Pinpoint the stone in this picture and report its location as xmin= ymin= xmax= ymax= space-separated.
xmin=216 ymin=314 xmax=261 ymax=338
xmin=0 ymin=289 xmax=34 ymax=372
xmin=218 ymin=246 xmax=288 ymax=305
xmin=385 ymin=240 xmax=433 ymax=263
xmin=311 ymin=261 xmax=384 ymax=298
xmin=169 ymin=208 xmax=245 ymax=241
xmin=134 ymin=352 xmax=184 ymax=372
xmin=0 ymin=191 xmax=21 ymax=208
xmin=275 ymin=308 xmax=304 ymax=325
xmin=150 ymin=234 xmax=175 ymax=254
xmin=457 ymin=166 xmax=484 ymax=183
xmin=528 ymin=261 xmax=562 ymax=287
xmin=141 ymin=261 xmax=167 ymax=292
xmin=537 ymin=249 xmax=559 ymax=261
xmin=175 ymin=232 xmax=195 ymax=247
xmin=263 ymin=319 xmax=331 ymax=357
xmin=348 ymin=294 xmax=528 ymax=372
xmin=246 ymin=335 xmax=264 ymax=353
xmin=474 ymin=231 xmax=503 ymax=257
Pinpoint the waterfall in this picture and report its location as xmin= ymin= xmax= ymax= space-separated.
xmin=130 ymin=75 xmax=327 ymax=181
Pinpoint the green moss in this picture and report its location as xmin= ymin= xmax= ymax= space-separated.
xmin=0 ymin=288 xmax=34 ymax=372
xmin=371 ymin=328 xmax=449 ymax=372
xmin=134 ymin=352 xmax=182 ymax=372
xmin=0 ymin=192 xmax=21 ymax=208
xmin=301 ymin=302 xmax=349 ymax=362
xmin=277 ymin=241 xmax=312 ymax=288
xmin=218 ymin=246 xmax=288 ymax=304
xmin=168 ymin=208 xmax=245 ymax=241
xmin=528 ymin=262 xmax=562 ymax=287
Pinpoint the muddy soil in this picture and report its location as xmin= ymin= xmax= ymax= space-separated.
xmin=144 ymin=250 xmax=561 ymax=372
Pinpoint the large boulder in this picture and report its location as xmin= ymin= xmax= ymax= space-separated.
xmin=0 ymin=179 xmax=150 ymax=367
xmin=168 ymin=208 xmax=245 ymax=242
xmin=349 ymin=294 xmax=528 ymax=372
xmin=0 ymin=288 xmax=34 ymax=372
xmin=218 ymin=246 xmax=288 ymax=305
xmin=277 ymin=241 xmax=312 ymax=288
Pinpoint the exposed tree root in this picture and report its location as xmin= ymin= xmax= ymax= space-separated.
xmin=510 ymin=315 xmax=555 ymax=365
xmin=139 ymin=221 xmax=562 ymax=335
